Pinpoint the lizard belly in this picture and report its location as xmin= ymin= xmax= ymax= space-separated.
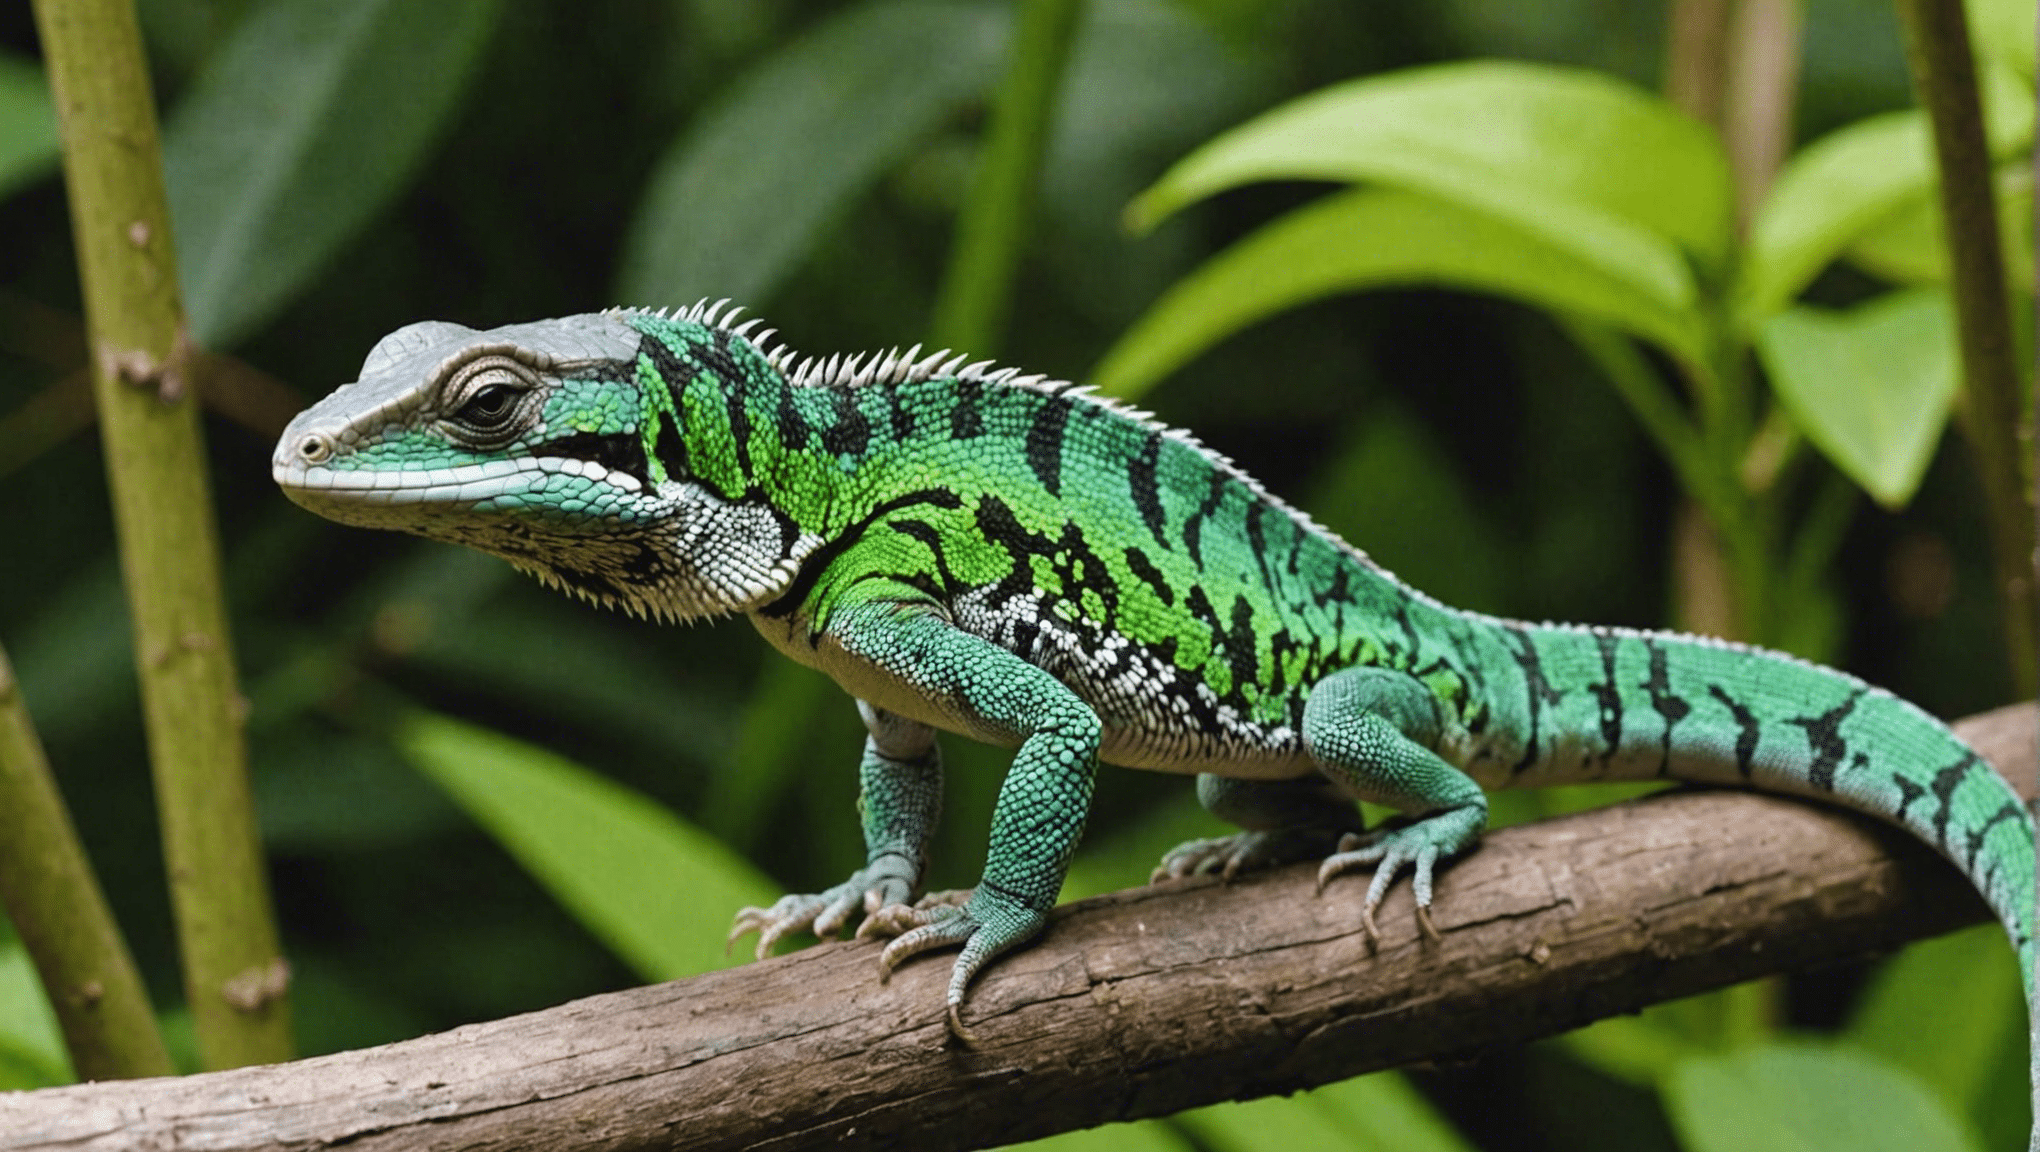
xmin=747 ymin=607 xmax=1319 ymax=781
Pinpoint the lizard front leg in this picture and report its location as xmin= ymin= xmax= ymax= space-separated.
xmin=728 ymin=700 xmax=943 ymax=956
xmin=822 ymin=598 xmax=1101 ymax=1042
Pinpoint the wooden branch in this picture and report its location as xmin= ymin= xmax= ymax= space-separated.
xmin=1 ymin=704 xmax=2032 ymax=1152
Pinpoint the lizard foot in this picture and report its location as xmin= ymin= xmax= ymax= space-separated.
xmin=1151 ymin=827 xmax=1351 ymax=883
xmin=1315 ymin=807 xmax=1483 ymax=948
xmin=727 ymin=852 xmax=919 ymax=960
xmin=873 ymin=890 xmax=1050 ymax=1045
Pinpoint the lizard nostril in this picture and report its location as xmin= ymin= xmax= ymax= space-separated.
xmin=296 ymin=433 xmax=335 ymax=464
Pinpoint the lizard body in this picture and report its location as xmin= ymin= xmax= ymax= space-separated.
xmin=274 ymin=301 xmax=2036 ymax=1142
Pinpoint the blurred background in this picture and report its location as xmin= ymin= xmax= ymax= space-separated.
xmin=0 ymin=0 xmax=2031 ymax=1149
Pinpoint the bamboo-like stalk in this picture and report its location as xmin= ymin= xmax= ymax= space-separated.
xmin=0 ymin=642 xmax=172 ymax=1081
xmin=30 ymin=0 xmax=292 ymax=1068
xmin=928 ymin=0 xmax=1084 ymax=356
xmin=1894 ymin=0 xmax=2038 ymax=698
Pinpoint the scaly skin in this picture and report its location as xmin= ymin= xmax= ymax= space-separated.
xmin=274 ymin=302 xmax=2037 ymax=1137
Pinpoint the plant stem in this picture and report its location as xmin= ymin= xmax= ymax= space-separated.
xmin=928 ymin=0 xmax=1084 ymax=357
xmin=31 ymin=0 xmax=292 ymax=1067
xmin=1894 ymin=0 xmax=2038 ymax=698
xmin=0 ymin=641 xmax=173 ymax=1081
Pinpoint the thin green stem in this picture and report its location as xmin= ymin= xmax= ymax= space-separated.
xmin=30 ymin=0 xmax=292 ymax=1067
xmin=1894 ymin=0 xmax=2037 ymax=698
xmin=0 ymin=641 xmax=172 ymax=1081
xmin=928 ymin=0 xmax=1084 ymax=357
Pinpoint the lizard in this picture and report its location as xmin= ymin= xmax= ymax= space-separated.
xmin=273 ymin=300 xmax=2037 ymax=1142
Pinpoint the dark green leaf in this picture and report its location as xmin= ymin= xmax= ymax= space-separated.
xmin=1129 ymin=60 xmax=1732 ymax=305
xmin=1093 ymin=187 xmax=1708 ymax=401
xmin=1755 ymin=287 xmax=1956 ymax=508
xmin=165 ymin=0 xmax=502 ymax=347
xmin=1664 ymin=1043 xmax=1978 ymax=1152
xmin=395 ymin=709 xmax=775 ymax=983
xmin=616 ymin=0 xmax=1009 ymax=310
xmin=0 ymin=54 xmax=58 ymax=203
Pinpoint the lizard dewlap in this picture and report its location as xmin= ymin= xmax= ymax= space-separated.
xmin=275 ymin=300 xmax=2039 ymax=1144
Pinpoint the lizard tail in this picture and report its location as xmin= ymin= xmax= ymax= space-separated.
xmin=1480 ymin=620 xmax=2035 ymax=1143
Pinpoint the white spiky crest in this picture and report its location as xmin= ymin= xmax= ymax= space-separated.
xmin=605 ymin=301 xmax=1876 ymax=691
xmin=607 ymin=300 xmax=1417 ymax=586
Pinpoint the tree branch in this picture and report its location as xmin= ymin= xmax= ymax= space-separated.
xmin=0 ymin=704 xmax=2031 ymax=1152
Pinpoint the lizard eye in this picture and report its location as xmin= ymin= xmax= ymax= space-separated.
xmin=456 ymin=383 xmax=520 ymax=429
xmin=441 ymin=356 xmax=540 ymax=444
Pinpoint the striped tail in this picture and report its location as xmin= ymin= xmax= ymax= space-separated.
xmin=1470 ymin=618 xmax=2035 ymax=1144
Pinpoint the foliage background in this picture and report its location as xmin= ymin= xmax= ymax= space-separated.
xmin=0 ymin=0 xmax=2029 ymax=1149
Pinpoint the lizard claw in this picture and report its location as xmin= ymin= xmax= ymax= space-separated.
xmin=728 ymin=855 xmax=922 ymax=960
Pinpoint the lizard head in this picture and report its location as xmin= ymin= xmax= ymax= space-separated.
xmin=273 ymin=304 xmax=818 ymax=620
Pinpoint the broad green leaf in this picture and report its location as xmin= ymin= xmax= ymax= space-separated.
xmin=1755 ymin=287 xmax=1956 ymax=508
xmin=1969 ymin=0 xmax=2036 ymax=81
xmin=1129 ymin=60 xmax=1732 ymax=309
xmin=1846 ymin=925 xmax=2025 ymax=1120
xmin=617 ymin=0 xmax=1008 ymax=310
xmin=1740 ymin=66 xmax=2034 ymax=332
xmin=1180 ymin=1071 xmax=1472 ymax=1152
xmin=1848 ymin=165 xmax=2033 ymax=292
xmin=0 ymin=938 xmax=70 ymax=1089
xmin=1664 ymin=1043 xmax=1978 ymax=1152
xmin=165 ymin=0 xmax=502 ymax=347
xmin=0 ymin=53 xmax=57 ymax=202
xmin=1092 ymin=187 xmax=1708 ymax=401
xmin=1557 ymin=1012 xmax=1707 ymax=1087
xmin=395 ymin=709 xmax=775 ymax=983
xmin=1008 ymin=1118 xmax=1194 ymax=1152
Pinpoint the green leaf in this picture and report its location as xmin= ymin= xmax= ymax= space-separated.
xmin=1664 ymin=1043 xmax=1978 ymax=1152
xmin=1739 ymin=66 xmax=2034 ymax=332
xmin=1092 ymin=187 xmax=1708 ymax=401
xmin=1180 ymin=1071 xmax=1473 ymax=1152
xmin=165 ymin=0 xmax=502 ymax=348
xmin=1129 ymin=60 xmax=1732 ymax=308
xmin=616 ymin=0 xmax=1009 ymax=310
xmin=0 ymin=937 xmax=70 ymax=1089
xmin=1845 ymin=925 xmax=2025 ymax=1121
xmin=394 ymin=709 xmax=776 ymax=984
xmin=1006 ymin=1118 xmax=1195 ymax=1152
xmin=1755 ymin=287 xmax=1956 ymax=508
xmin=0 ymin=53 xmax=58 ymax=203
xmin=1968 ymin=0 xmax=2035 ymax=81
xmin=1848 ymin=165 xmax=2032 ymax=292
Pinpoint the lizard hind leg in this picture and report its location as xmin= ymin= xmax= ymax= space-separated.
xmin=1301 ymin=666 xmax=1488 ymax=947
xmin=1152 ymin=774 xmax=1365 ymax=882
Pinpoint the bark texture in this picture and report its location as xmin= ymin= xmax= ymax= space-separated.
xmin=0 ymin=703 xmax=2032 ymax=1152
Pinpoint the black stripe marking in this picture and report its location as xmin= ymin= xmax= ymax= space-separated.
xmin=1588 ymin=630 xmax=1622 ymax=768
xmin=1123 ymin=547 xmax=1174 ymax=606
xmin=1928 ymin=753 xmax=1984 ymax=850
xmin=950 ymin=379 xmax=984 ymax=440
xmin=1026 ymin=397 xmax=1071 ymax=496
xmin=1504 ymin=628 xmax=1564 ymax=776
xmin=820 ymin=385 xmax=870 ymax=457
xmin=1127 ymin=430 xmax=1168 ymax=547
xmin=1784 ymin=688 xmax=1864 ymax=793
xmin=528 ymin=430 xmax=653 ymax=489
xmin=1705 ymin=684 xmax=1761 ymax=779
xmin=1639 ymin=640 xmax=1691 ymax=776
xmin=756 ymin=488 xmax=966 ymax=619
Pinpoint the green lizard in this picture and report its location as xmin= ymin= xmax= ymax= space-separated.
xmin=274 ymin=300 xmax=2036 ymax=1141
